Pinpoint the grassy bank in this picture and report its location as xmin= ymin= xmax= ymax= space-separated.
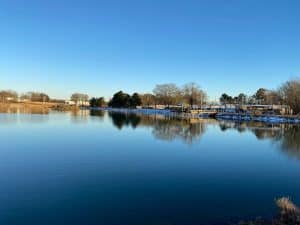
xmin=0 ymin=102 xmax=79 ymax=114
xmin=238 ymin=198 xmax=300 ymax=225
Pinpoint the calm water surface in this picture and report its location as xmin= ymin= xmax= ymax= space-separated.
xmin=0 ymin=110 xmax=300 ymax=225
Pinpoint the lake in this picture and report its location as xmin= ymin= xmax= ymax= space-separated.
xmin=0 ymin=109 xmax=300 ymax=225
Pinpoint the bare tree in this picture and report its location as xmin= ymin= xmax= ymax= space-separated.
xmin=140 ymin=93 xmax=156 ymax=108
xmin=71 ymin=93 xmax=89 ymax=106
xmin=264 ymin=90 xmax=282 ymax=105
xmin=153 ymin=83 xmax=181 ymax=107
xmin=182 ymin=82 xmax=207 ymax=108
xmin=0 ymin=90 xmax=18 ymax=103
xmin=20 ymin=92 xmax=50 ymax=102
xmin=279 ymin=78 xmax=300 ymax=114
xmin=33 ymin=92 xmax=49 ymax=102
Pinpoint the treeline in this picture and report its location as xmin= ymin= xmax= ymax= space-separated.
xmin=219 ymin=78 xmax=300 ymax=114
xmin=0 ymin=90 xmax=51 ymax=103
xmin=219 ymin=89 xmax=281 ymax=105
xmin=70 ymin=93 xmax=106 ymax=107
xmin=108 ymin=91 xmax=141 ymax=108
xmin=151 ymin=82 xmax=207 ymax=108
xmin=89 ymin=97 xmax=105 ymax=107
xmin=90 ymin=79 xmax=300 ymax=114
xmin=0 ymin=90 xmax=88 ymax=104
xmin=1 ymin=78 xmax=299 ymax=114
xmin=103 ymin=82 xmax=207 ymax=109
xmin=89 ymin=92 xmax=143 ymax=108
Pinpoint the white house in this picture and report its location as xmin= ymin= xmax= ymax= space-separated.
xmin=65 ymin=100 xmax=90 ymax=106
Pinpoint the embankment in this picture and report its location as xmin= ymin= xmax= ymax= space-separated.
xmin=0 ymin=102 xmax=79 ymax=114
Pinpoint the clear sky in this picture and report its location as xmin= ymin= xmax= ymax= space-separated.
xmin=0 ymin=0 xmax=299 ymax=100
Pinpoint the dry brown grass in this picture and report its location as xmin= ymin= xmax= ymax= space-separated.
xmin=238 ymin=197 xmax=300 ymax=225
xmin=0 ymin=102 xmax=78 ymax=113
xmin=276 ymin=197 xmax=300 ymax=212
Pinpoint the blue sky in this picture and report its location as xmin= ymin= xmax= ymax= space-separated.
xmin=0 ymin=0 xmax=299 ymax=100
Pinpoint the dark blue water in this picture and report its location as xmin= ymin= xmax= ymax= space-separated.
xmin=0 ymin=110 xmax=300 ymax=225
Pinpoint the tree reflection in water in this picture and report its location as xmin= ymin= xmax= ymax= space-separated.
xmin=90 ymin=110 xmax=105 ymax=117
xmin=107 ymin=112 xmax=207 ymax=144
xmin=218 ymin=120 xmax=300 ymax=160
xmin=90 ymin=110 xmax=300 ymax=156
xmin=70 ymin=110 xmax=89 ymax=123
xmin=108 ymin=112 xmax=141 ymax=129
xmin=89 ymin=109 xmax=105 ymax=122
xmin=278 ymin=125 xmax=300 ymax=159
xmin=151 ymin=118 xmax=207 ymax=144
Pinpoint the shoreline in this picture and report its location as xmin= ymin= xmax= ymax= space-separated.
xmin=216 ymin=112 xmax=300 ymax=124
xmin=90 ymin=107 xmax=300 ymax=124
xmin=0 ymin=102 xmax=79 ymax=113
xmin=2 ymin=103 xmax=300 ymax=124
